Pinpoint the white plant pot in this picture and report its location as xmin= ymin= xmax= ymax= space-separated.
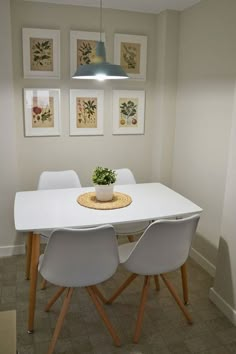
xmin=95 ymin=184 xmax=114 ymax=202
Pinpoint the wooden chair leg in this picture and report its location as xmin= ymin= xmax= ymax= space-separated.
xmin=25 ymin=232 xmax=33 ymax=280
xmin=45 ymin=287 xmax=66 ymax=312
xmin=47 ymin=288 xmax=73 ymax=354
xmin=133 ymin=276 xmax=150 ymax=343
xmin=127 ymin=235 xmax=135 ymax=242
xmin=154 ymin=275 xmax=160 ymax=291
xmin=92 ymin=285 xmax=107 ymax=304
xmin=180 ymin=262 xmax=189 ymax=304
xmin=160 ymin=274 xmax=193 ymax=324
xmin=86 ymin=286 xmax=121 ymax=347
xmin=106 ymin=273 xmax=138 ymax=304
xmin=41 ymin=278 xmax=47 ymax=290
xmin=28 ymin=234 xmax=40 ymax=333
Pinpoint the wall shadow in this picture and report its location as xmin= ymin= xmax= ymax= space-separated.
xmin=213 ymin=236 xmax=235 ymax=309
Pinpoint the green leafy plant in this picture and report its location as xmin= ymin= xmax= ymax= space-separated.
xmin=92 ymin=166 xmax=116 ymax=185
xmin=79 ymin=41 xmax=93 ymax=64
xmin=32 ymin=40 xmax=52 ymax=66
xmin=84 ymin=100 xmax=97 ymax=122
xmin=122 ymin=44 xmax=137 ymax=69
xmin=120 ymin=100 xmax=137 ymax=123
xmin=32 ymin=106 xmax=52 ymax=124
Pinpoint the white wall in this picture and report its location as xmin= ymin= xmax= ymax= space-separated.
xmin=11 ymin=0 xmax=156 ymax=190
xmin=209 ymin=84 xmax=236 ymax=324
xmin=172 ymin=0 xmax=236 ymax=321
xmin=0 ymin=0 xmax=22 ymax=254
xmin=172 ymin=0 xmax=236 ymax=268
xmin=151 ymin=10 xmax=179 ymax=185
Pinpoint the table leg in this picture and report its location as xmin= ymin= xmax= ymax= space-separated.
xmin=25 ymin=232 xmax=33 ymax=280
xmin=28 ymin=233 xmax=40 ymax=333
xmin=180 ymin=262 xmax=189 ymax=305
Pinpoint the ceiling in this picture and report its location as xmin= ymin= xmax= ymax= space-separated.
xmin=25 ymin=0 xmax=201 ymax=14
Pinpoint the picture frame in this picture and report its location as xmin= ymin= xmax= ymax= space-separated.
xmin=70 ymin=31 xmax=105 ymax=78
xmin=70 ymin=89 xmax=104 ymax=136
xmin=114 ymin=34 xmax=147 ymax=80
xmin=22 ymin=28 xmax=60 ymax=79
xmin=23 ymin=88 xmax=61 ymax=136
xmin=112 ymin=90 xmax=145 ymax=135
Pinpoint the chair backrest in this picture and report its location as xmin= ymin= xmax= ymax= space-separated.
xmin=122 ymin=214 xmax=200 ymax=275
xmin=38 ymin=170 xmax=81 ymax=190
xmin=115 ymin=168 xmax=136 ymax=185
xmin=38 ymin=225 xmax=119 ymax=288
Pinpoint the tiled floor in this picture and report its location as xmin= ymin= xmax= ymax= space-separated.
xmin=1 ymin=245 xmax=236 ymax=354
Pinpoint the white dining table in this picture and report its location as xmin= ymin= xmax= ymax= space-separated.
xmin=14 ymin=183 xmax=202 ymax=332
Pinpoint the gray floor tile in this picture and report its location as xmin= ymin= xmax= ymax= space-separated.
xmin=0 ymin=254 xmax=234 ymax=354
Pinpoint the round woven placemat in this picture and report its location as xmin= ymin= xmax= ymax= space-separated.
xmin=77 ymin=192 xmax=132 ymax=210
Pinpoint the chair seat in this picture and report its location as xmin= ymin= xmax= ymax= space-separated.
xmin=107 ymin=215 xmax=200 ymax=344
xmin=118 ymin=241 xmax=137 ymax=263
xmin=38 ymin=226 xmax=121 ymax=353
xmin=40 ymin=229 xmax=52 ymax=239
xmin=39 ymin=254 xmax=44 ymax=268
xmin=114 ymin=221 xmax=149 ymax=235
xmin=114 ymin=169 xmax=150 ymax=240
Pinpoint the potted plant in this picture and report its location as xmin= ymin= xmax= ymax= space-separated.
xmin=92 ymin=166 xmax=116 ymax=201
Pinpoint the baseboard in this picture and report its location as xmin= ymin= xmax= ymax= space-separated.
xmin=190 ymin=247 xmax=216 ymax=277
xmin=209 ymin=287 xmax=236 ymax=325
xmin=0 ymin=244 xmax=25 ymax=258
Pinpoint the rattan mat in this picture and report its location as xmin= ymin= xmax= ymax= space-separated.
xmin=77 ymin=192 xmax=132 ymax=210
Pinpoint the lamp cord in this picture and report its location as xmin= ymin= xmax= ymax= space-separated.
xmin=99 ymin=0 xmax=102 ymax=42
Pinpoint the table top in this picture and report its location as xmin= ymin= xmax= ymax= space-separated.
xmin=14 ymin=183 xmax=202 ymax=232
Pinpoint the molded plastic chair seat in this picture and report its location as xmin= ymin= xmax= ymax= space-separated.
xmin=38 ymin=225 xmax=120 ymax=354
xmin=25 ymin=170 xmax=81 ymax=281
xmin=37 ymin=170 xmax=81 ymax=239
xmin=114 ymin=169 xmax=192 ymax=305
xmin=38 ymin=229 xmax=51 ymax=239
xmin=114 ymin=168 xmax=150 ymax=240
xmin=107 ymin=214 xmax=200 ymax=343
xmin=114 ymin=221 xmax=150 ymax=236
xmin=38 ymin=170 xmax=81 ymax=190
xmin=118 ymin=241 xmax=136 ymax=263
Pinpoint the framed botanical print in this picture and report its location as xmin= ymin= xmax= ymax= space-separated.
xmin=112 ymin=90 xmax=145 ymax=135
xmin=70 ymin=89 xmax=104 ymax=135
xmin=22 ymin=28 xmax=60 ymax=79
xmin=70 ymin=31 xmax=105 ymax=78
xmin=23 ymin=88 xmax=61 ymax=136
xmin=114 ymin=34 xmax=147 ymax=80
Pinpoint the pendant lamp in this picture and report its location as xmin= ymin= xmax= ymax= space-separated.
xmin=72 ymin=0 xmax=129 ymax=81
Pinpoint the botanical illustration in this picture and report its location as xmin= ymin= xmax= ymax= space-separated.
xmin=77 ymin=39 xmax=97 ymax=66
xmin=76 ymin=97 xmax=97 ymax=128
xmin=30 ymin=37 xmax=53 ymax=71
xmin=120 ymin=42 xmax=140 ymax=74
xmin=32 ymin=96 xmax=54 ymax=128
xmin=119 ymin=98 xmax=138 ymax=127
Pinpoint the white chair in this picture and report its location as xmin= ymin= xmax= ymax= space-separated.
xmin=25 ymin=170 xmax=81 ymax=281
xmin=37 ymin=170 xmax=82 ymax=239
xmin=38 ymin=169 xmax=81 ymax=190
xmin=38 ymin=225 xmax=120 ymax=354
xmin=114 ymin=168 xmax=150 ymax=242
xmin=107 ymin=214 xmax=200 ymax=343
xmin=114 ymin=168 xmax=191 ymax=304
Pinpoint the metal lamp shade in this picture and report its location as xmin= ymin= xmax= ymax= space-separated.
xmin=73 ymin=41 xmax=129 ymax=80
xmin=73 ymin=62 xmax=129 ymax=80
